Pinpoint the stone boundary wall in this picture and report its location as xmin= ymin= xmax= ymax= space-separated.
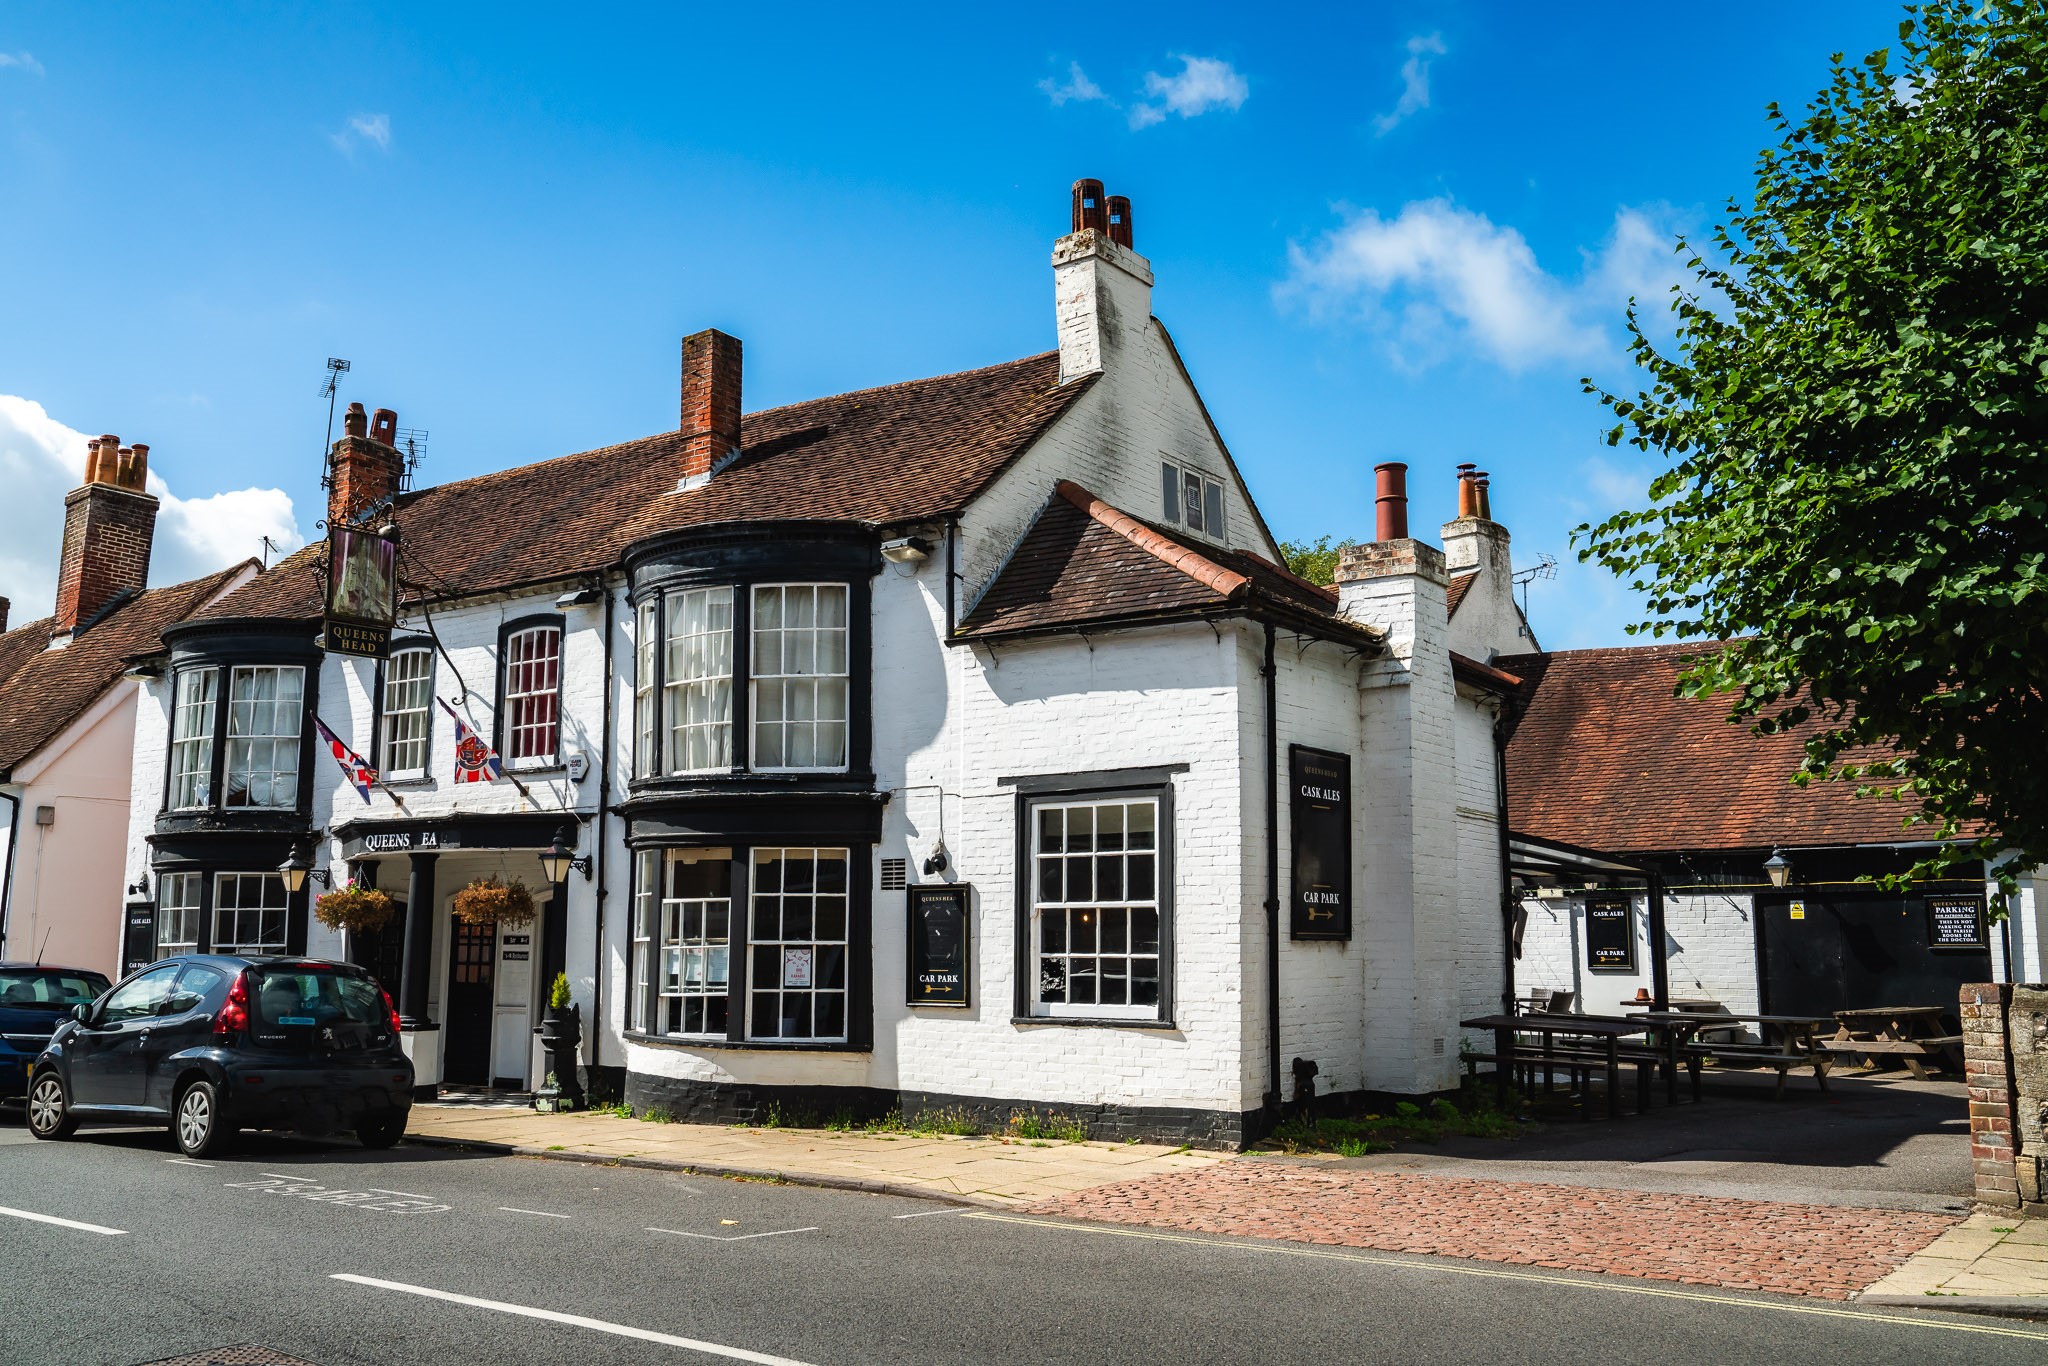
xmin=1964 ymin=981 xmax=2048 ymax=1212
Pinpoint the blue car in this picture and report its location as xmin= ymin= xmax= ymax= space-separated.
xmin=26 ymin=955 xmax=412 ymax=1157
xmin=0 ymin=964 xmax=112 ymax=1100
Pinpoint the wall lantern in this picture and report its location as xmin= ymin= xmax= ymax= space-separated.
xmin=541 ymin=827 xmax=593 ymax=883
xmin=1763 ymin=849 xmax=1793 ymax=889
xmin=279 ymin=845 xmax=331 ymax=895
xmin=881 ymin=536 xmax=932 ymax=565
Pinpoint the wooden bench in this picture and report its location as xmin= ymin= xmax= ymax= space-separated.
xmin=1686 ymin=1041 xmax=1832 ymax=1098
xmin=1464 ymin=1044 xmax=1667 ymax=1118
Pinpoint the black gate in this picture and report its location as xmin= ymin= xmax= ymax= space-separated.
xmin=1757 ymin=891 xmax=1989 ymax=1023
xmin=444 ymin=919 xmax=496 ymax=1085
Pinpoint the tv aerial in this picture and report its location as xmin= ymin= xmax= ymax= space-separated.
xmin=319 ymin=357 xmax=351 ymax=452
xmin=1513 ymin=552 xmax=1558 ymax=623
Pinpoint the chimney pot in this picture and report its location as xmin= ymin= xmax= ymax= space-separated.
xmin=1374 ymin=462 xmax=1410 ymax=542
xmin=343 ymin=402 xmax=368 ymax=439
xmin=1474 ymin=473 xmax=1493 ymax=521
xmin=1456 ymin=464 xmax=1479 ymax=518
xmin=0 ymin=596 xmax=10 ymax=633
xmin=370 ymin=408 xmax=398 ymax=447
xmin=1071 ymin=178 xmax=1107 ymax=235
xmin=1106 ymin=194 xmax=1134 ymax=249
xmin=128 ymin=443 xmax=150 ymax=489
xmin=679 ymin=329 xmax=743 ymax=483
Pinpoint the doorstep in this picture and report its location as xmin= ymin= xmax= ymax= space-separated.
xmin=401 ymin=1104 xmax=1225 ymax=1208
xmin=1858 ymin=1210 xmax=2048 ymax=1316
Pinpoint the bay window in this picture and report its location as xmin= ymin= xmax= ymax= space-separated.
xmin=634 ymin=601 xmax=657 ymax=777
xmin=168 ymin=667 xmax=218 ymax=810
xmin=627 ymin=847 xmax=733 ymax=1038
xmin=751 ymin=584 xmax=847 ymax=771
xmin=502 ymin=623 xmax=561 ymax=767
xmin=1026 ymin=793 xmax=1168 ymax=1021
xmin=212 ymin=872 xmax=289 ymax=955
xmin=379 ymin=647 xmax=433 ymax=780
xmin=156 ymin=872 xmax=201 ymax=958
xmin=224 ymin=665 xmax=304 ymax=810
xmin=749 ymin=847 xmax=849 ymax=1041
xmin=664 ymin=587 xmax=733 ymax=773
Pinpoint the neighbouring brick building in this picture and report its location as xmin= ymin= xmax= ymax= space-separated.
xmin=0 ymin=437 xmax=257 ymax=977
xmin=115 ymin=181 xmax=1527 ymax=1146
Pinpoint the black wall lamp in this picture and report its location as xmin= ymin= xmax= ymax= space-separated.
xmin=541 ymin=827 xmax=593 ymax=883
xmin=279 ymin=845 xmax=331 ymax=894
xmin=1763 ymin=849 xmax=1793 ymax=889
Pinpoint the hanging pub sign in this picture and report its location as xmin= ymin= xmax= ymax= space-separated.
xmin=322 ymin=525 xmax=398 ymax=659
xmin=907 ymin=884 xmax=970 ymax=1007
xmin=1289 ymin=745 xmax=1351 ymax=941
xmin=1927 ymin=894 xmax=1988 ymax=950
xmin=1584 ymin=895 xmax=1635 ymax=971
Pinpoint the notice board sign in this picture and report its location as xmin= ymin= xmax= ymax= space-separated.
xmin=1584 ymin=895 xmax=1635 ymax=972
xmin=1927 ymin=895 xmax=1987 ymax=951
xmin=1289 ymin=745 xmax=1352 ymax=941
xmin=907 ymin=884 xmax=970 ymax=1007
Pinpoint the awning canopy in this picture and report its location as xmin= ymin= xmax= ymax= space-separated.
xmin=1509 ymin=831 xmax=1649 ymax=886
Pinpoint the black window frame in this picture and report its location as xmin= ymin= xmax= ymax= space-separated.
xmin=157 ymin=643 xmax=320 ymax=821
xmin=1010 ymin=775 xmax=1177 ymax=1028
xmin=371 ymin=637 xmax=438 ymax=784
xmin=493 ymin=614 xmax=566 ymax=773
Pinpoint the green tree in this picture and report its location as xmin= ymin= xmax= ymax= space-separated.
xmin=1279 ymin=536 xmax=1341 ymax=587
xmin=1579 ymin=0 xmax=2048 ymax=894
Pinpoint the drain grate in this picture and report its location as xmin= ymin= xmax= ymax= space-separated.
xmin=135 ymin=1347 xmax=322 ymax=1366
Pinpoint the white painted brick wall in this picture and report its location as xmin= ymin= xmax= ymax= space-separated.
xmin=1517 ymin=892 xmax=1762 ymax=1019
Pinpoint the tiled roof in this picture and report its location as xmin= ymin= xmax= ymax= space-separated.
xmin=203 ymin=353 xmax=1096 ymax=621
xmin=1446 ymin=570 xmax=1477 ymax=618
xmin=958 ymin=481 xmax=1378 ymax=647
xmin=0 ymin=563 xmax=252 ymax=775
xmin=1498 ymin=641 xmax=1942 ymax=855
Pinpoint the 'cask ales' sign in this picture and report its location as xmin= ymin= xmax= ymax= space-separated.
xmin=1290 ymin=746 xmax=1351 ymax=941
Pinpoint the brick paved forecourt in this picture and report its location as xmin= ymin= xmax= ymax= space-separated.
xmin=1023 ymin=1161 xmax=1960 ymax=1301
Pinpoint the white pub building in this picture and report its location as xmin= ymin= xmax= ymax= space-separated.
xmin=118 ymin=183 xmax=1528 ymax=1146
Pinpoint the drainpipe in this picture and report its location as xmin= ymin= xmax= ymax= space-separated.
xmin=590 ymin=579 xmax=616 ymax=1087
xmin=943 ymin=515 xmax=960 ymax=640
xmin=1262 ymin=622 xmax=1281 ymax=1114
xmin=0 ymin=790 xmax=17 ymax=956
xmin=1493 ymin=709 xmax=1516 ymax=1016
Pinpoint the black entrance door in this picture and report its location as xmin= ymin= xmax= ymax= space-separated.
xmin=444 ymin=919 xmax=496 ymax=1085
xmin=1758 ymin=892 xmax=1991 ymax=1021
xmin=352 ymin=901 xmax=407 ymax=1002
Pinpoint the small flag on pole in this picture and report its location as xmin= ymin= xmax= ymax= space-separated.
xmin=439 ymin=697 xmax=503 ymax=784
xmin=312 ymin=716 xmax=377 ymax=803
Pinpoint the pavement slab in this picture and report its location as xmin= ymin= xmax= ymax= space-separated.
xmin=1021 ymin=1159 xmax=1961 ymax=1301
xmin=1862 ymin=1211 xmax=2048 ymax=1311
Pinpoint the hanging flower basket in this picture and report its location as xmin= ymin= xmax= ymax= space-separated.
xmin=312 ymin=883 xmax=397 ymax=935
xmin=452 ymin=875 xmax=537 ymax=927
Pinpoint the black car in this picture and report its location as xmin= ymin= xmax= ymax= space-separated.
xmin=26 ymin=955 xmax=413 ymax=1157
xmin=0 ymin=964 xmax=113 ymax=1100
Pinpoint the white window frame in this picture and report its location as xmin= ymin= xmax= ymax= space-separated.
xmin=224 ymin=664 xmax=305 ymax=811
xmin=1160 ymin=458 xmax=1226 ymax=543
xmin=212 ymin=872 xmax=290 ymax=956
xmin=168 ymin=666 xmax=218 ymax=811
xmin=379 ymin=646 xmax=434 ymax=781
xmin=1028 ymin=795 xmax=1164 ymax=1021
xmin=749 ymin=583 xmax=849 ymax=774
xmin=156 ymin=872 xmax=201 ymax=959
xmin=502 ymin=624 xmax=562 ymax=769
xmin=747 ymin=847 xmax=850 ymax=1042
xmin=663 ymin=586 xmax=734 ymax=775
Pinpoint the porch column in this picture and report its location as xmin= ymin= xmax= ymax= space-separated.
xmin=399 ymin=851 xmax=438 ymax=1027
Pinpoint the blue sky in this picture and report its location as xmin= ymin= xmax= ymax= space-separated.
xmin=0 ymin=2 xmax=1905 ymax=646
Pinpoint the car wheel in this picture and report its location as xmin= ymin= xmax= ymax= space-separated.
xmin=358 ymin=1112 xmax=407 ymax=1150
xmin=173 ymin=1080 xmax=234 ymax=1158
xmin=26 ymin=1071 xmax=77 ymax=1140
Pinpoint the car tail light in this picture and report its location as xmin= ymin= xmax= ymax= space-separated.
xmin=381 ymin=987 xmax=402 ymax=1038
xmin=214 ymin=970 xmax=249 ymax=1040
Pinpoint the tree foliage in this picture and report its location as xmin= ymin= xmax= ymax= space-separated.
xmin=1280 ymin=536 xmax=1341 ymax=587
xmin=1579 ymin=1 xmax=2048 ymax=894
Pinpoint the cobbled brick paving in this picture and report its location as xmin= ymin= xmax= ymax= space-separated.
xmin=1023 ymin=1161 xmax=1960 ymax=1300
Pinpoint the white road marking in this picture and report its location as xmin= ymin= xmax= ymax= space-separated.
xmin=647 ymin=1225 xmax=820 ymax=1242
xmin=0 ymin=1204 xmax=125 ymax=1236
xmin=964 ymin=1213 xmax=2048 ymax=1343
xmin=164 ymin=1158 xmax=214 ymax=1168
xmin=366 ymin=1186 xmax=436 ymax=1199
xmin=498 ymin=1206 xmax=572 ymax=1218
xmin=891 ymin=1207 xmax=966 ymax=1220
xmin=330 ymin=1274 xmax=817 ymax=1364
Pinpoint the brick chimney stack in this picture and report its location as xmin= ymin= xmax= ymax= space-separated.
xmin=327 ymin=401 xmax=405 ymax=526
xmin=54 ymin=434 xmax=159 ymax=636
xmin=678 ymin=329 xmax=743 ymax=485
xmin=1053 ymin=177 xmax=1153 ymax=384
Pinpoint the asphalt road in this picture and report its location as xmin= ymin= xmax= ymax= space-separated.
xmin=0 ymin=1112 xmax=2041 ymax=1366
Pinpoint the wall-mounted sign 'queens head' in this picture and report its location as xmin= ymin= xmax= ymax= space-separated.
xmin=324 ymin=526 xmax=398 ymax=658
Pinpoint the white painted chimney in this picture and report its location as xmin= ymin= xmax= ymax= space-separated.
xmin=1053 ymin=178 xmax=1154 ymax=384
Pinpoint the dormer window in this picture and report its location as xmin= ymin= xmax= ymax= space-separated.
xmin=1161 ymin=459 xmax=1224 ymax=541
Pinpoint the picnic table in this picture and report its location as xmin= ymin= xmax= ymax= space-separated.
xmin=1462 ymin=1012 xmax=1660 ymax=1120
xmin=1620 ymin=1012 xmax=1719 ymax=1105
xmin=1675 ymin=1013 xmax=1836 ymax=1098
xmin=1822 ymin=1005 xmax=1963 ymax=1080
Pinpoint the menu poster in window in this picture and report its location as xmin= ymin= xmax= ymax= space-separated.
xmin=1927 ymin=895 xmax=1987 ymax=950
xmin=907 ymin=884 xmax=970 ymax=1007
xmin=323 ymin=526 xmax=398 ymax=659
xmin=1289 ymin=745 xmax=1352 ymax=941
xmin=1584 ymin=896 xmax=1635 ymax=972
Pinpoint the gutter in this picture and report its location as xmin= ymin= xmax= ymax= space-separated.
xmin=0 ymin=790 xmax=17 ymax=956
xmin=1261 ymin=622 xmax=1281 ymax=1115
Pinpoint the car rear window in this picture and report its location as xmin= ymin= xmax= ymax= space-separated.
xmin=247 ymin=967 xmax=390 ymax=1051
xmin=0 ymin=969 xmax=112 ymax=1009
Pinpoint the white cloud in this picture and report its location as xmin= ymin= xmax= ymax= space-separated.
xmin=1374 ymin=33 xmax=1445 ymax=135
xmin=0 ymin=396 xmax=303 ymax=621
xmin=1039 ymin=62 xmax=1107 ymax=107
xmin=1131 ymin=55 xmax=1248 ymax=129
xmin=1279 ymin=199 xmax=1688 ymax=372
xmin=330 ymin=112 xmax=391 ymax=155
xmin=0 ymin=51 xmax=43 ymax=76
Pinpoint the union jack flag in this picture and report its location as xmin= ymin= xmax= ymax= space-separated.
xmin=439 ymin=697 xmax=503 ymax=785
xmin=312 ymin=716 xmax=377 ymax=803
